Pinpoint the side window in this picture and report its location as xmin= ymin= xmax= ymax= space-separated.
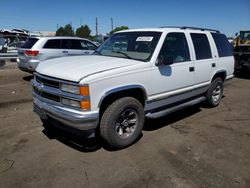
xmin=60 ymin=39 xmax=70 ymax=49
xmin=43 ymin=39 xmax=61 ymax=49
xmin=191 ymin=33 xmax=212 ymax=60
xmin=158 ymin=32 xmax=190 ymax=63
xmin=69 ymin=39 xmax=82 ymax=50
xmin=80 ymin=41 xmax=97 ymax=50
xmin=211 ymin=33 xmax=233 ymax=57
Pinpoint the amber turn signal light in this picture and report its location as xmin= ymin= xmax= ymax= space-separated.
xmin=79 ymin=86 xmax=90 ymax=96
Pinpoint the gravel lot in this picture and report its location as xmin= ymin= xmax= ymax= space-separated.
xmin=0 ymin=67 xmax=250 ymax=188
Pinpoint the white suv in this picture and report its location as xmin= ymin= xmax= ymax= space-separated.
xmin=18 ymin=36 xmax=97 ymax=72
xmin=32 ymin=27 xmax=234 ymax=149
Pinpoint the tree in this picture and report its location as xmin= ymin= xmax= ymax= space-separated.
xmin=56 ymin=27 xmax=65 ymax=36
xmin=55 ymin=24 xmax=74 ymax=36
xmin=64 ymin=24 xmax=74 ymax=36
xmin=75 ymin=25 xmax=91 ymax=39
xmin=109 ymin=26 xmax=129 ymax=35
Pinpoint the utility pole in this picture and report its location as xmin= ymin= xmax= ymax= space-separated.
xmin=110 ymin=17 xmax=113 ymax=31
xmin=56 ymin=24 xmax=58 ymax=31
xmin=95 ymin=17 xmax=98 ymax=36
xmin=80 ymin=17 xmax=82 ymax=26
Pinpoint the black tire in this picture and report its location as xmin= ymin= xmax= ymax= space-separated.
xmin=206 ymin=77 xmax=224 ymax=107
xmin=100 ymin=97 xmax=144 ymax=149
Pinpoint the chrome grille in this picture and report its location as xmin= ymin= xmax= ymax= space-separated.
xmin=36 ymin=75 xmax=60 ymax=88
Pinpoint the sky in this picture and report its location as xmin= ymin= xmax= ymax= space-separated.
xmin=0 ymin=0 xmax=249 ymax=37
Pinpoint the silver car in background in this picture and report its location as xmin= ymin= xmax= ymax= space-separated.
xmin=17 ymin=36 xmax=97 ymax=72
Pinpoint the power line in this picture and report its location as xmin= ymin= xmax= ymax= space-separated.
xmin=95 ymin=17 xmax=98 ymax=36
xmin=110 ymin=18 xmax=114 ymax=31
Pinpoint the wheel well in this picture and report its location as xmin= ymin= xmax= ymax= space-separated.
xmin=99 ymin=88 xmax=146 ymax=116
xmin=212 ymin=71 xmax=226 ymax=82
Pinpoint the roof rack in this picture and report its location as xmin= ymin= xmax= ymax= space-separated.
xmin=160 ymin=26 xmax=220 ymax=33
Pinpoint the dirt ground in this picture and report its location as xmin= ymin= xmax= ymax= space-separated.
xmin=0 ymin=67 xmax=250 ymax=188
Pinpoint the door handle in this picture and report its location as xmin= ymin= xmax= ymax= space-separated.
xmin=189 ymin=67 xmax=195 ymax=72
xmin=62 ymin=51 xmax=68 ymax=54
xmin=84 ymin=51 xmax=90 ymax=54
xmin=212 ymin=63 xmax=216 ymax=67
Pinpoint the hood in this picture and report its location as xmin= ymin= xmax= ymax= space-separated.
xmin=36 ymin=55 xmax=142 ymax=82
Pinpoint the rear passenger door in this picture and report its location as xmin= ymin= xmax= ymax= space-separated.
xmin=190 ymin=33 xmax=216 ymax=93
xmin=63 ymin=39 xmax=83 ymax=56
xmin=63 ymin=39 xmax=97 ymax=55
xmin=42 ymin=39 xmax=67 ymax=60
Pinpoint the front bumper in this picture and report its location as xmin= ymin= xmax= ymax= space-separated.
xmin=33 ymin=96 xmax=99 ymax=131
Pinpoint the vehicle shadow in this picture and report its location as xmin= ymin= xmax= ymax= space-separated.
xmin=42 ymin=127 xmax=103 ymax=152
xmin=41 ymin=104 xmax=203 ymax=152
xmin=143 ymin=104 xmax=202 ymax=131
xmin=23 ymin=75 xmax=33 ymax=81
xmin=42 ymin=125 xmax=143 ymax=152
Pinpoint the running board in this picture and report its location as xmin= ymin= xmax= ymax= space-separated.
xmin=145 ymin=96 xmax=207 ymax=119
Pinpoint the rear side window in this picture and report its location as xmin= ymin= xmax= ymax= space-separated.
xmin=43 ymin=39 xmax=61 ymax=49
xmin=191 ymin=33 xmax=212 ymax=60
xmin=211 ymin=33 xmax=233 ymax=57
xmin=21 ymin=38 xmax=39 ymax=49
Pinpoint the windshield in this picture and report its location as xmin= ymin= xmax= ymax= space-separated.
xmin=97 ymin=31 xmax=162 ymax=61
xmin=240 ymin=31 xmax=250 ymax=40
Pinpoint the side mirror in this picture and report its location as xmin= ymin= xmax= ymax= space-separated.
xmin=156 ymin=55 xmax=174 ymax=66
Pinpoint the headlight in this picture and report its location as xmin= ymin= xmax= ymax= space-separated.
xmin=61 ymin=84 xmax=90 ymax=96
xmin=61 ymin=84 xmax=79 ymax=94
xmin=60 ymin=84 xmax=90 ymax=110
xmin=61 ymin=98 xmax=80 ymax=108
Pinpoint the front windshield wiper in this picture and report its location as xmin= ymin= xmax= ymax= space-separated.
xmin=112 ymin=50 xmax=133 ymax=59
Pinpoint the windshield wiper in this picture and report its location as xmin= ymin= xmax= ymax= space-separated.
xmin=112 ymin=50 xmax=132 ymax=59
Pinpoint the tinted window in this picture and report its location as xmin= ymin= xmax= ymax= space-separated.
xmin=61 ymin=39 xmax=70 ymax=49
xmin=80 ymin=41 xmax=97 ymax=50
xmin=211 ymin=33 xmax=232 ymax=57
xmin=158 ymin=32 xmax=190 ymax=63
xmin=43 ymin=39 xmax=61 ymax=49
xmin=21 ymin=38 xmax=38 ymax=49
xmin=191 ymin=33 xmax=212 ymax=60
xmin=61 ymin=39 xmax=83 ymax=50
xmin=69 ymin=39 xmax=82 ymax=50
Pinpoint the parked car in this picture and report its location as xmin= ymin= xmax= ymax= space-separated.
xmin=17 ymin=36 xmax=97 ymax=72
xmin=32 ymin=27 xmax=234 ymax=149
xmin=7 ymin=41 xmax=25 ymax=52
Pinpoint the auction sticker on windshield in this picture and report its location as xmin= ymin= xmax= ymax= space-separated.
xmin=136 ymin=36 xmax=154 ymax=42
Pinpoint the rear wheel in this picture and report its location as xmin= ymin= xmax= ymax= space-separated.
xmin=100 ymin=97 xmax=144 ymax=149
xmin=206 ymin=77 xmax=224 ymax=107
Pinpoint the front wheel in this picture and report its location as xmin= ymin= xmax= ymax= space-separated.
xmin=100 ymin=97 xmax=145 ymax=149
xmin=206 ymin=77 xmax=224 ymax=107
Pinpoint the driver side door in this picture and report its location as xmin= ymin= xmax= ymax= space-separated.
xmin=147 ymin=32 xmax=195 ymax=110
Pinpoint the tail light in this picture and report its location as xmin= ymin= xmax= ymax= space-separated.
xmin=25 ymin=50 xmax=39 ymax=56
